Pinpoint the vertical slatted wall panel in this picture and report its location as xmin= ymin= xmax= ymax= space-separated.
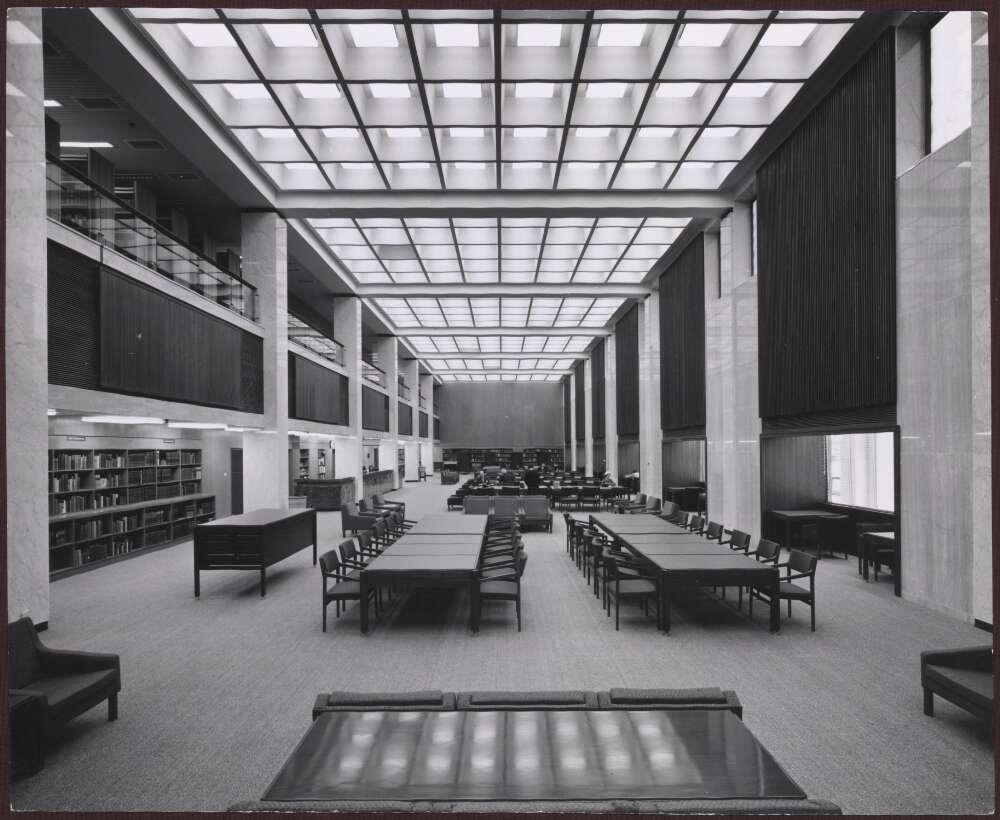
xmin=574 ymin=359 xmax=585 ymax=441
xmin=361 ymin=386 xmax=390 ymax=432
xmin=757 ymin=31 xmax=896 ymax=421
xmin=419 ymin=412 xmax=429 ymax=438
xmin=659 ymin=236 xmax=706 ymax=433
xmin=288 ymin=353 xmax=349 ymax=425
xmin=591 ymin=339 xmax=605 ymax=440
xmin=47 ymin=241 xmax=100 ymax=389
xmin=398 ymin=402 xmax=413 ymax=436
xmin=615 ymin=304 xmax=640 ymax=438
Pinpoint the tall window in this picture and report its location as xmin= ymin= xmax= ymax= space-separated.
xmin=826 ymin=432 xmax=895 ymax=511
xmin=929 ymin=12 xmax=972 ymax=152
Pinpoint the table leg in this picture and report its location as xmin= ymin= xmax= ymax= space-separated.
xmin=785 ymin=519 xmax=793 ymax=554
xmin=312 ymin=515 xmax=318 ymax=566
xmin=260 ymin=566 xmax=266 ymax=598
xmin=360 ymin=574 xmax=370 ymax=634
xmin=470 ymin=576 xmax=480 ymax=634
xmin=769 ymin=573 xmax=780 ymax=633
xmin=862 ymin=537 xmax=870 ymax=581
xmin=194 ymin=560 xmax=200 ymax=598
xmin=661 ymin=581 xmax=672 ymax=634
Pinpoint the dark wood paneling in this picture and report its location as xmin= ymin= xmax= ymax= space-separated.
xmin=439 ymin=383 xmax=564 ymax=448
xmin=48 ymin=241 xmax=99 ymax=390
xmin=761 ymin=434 xmax=828 ymax=523
xmin=563 ymin=378 xmax=572 ymax=444
xmin=615 ymin=304 xmax=640 ymax=438
xmin=398 ymin=401 xmax=413 ymax=436
xmin=662 ymin=438 xmax=706 ymax=485
xmin=434 ymin=416 xmax=440 ymax=440
xmin=240 ymin=335 xmax=264 ymax=414
xmin=419 ymin=411 xmax=429 ymax=438
xmin=591 ymin=339 xmax=605 ymax=440
xmin=659 ymin=236 xmax=706 ymax=434
xmin=574 ymin=360 xmax=585 ymax=442
xmin=99 ymin=269 xmax=265 ymax=411
xmin=757 ymin=32 xmax=896 ymax=422
xmin=289 ymin=353 xmax=349 ymax=426
xmin=618 ymin=439 xmax=640 ymax=479
xmin=361 ymin=385 xmax=390 ymax=432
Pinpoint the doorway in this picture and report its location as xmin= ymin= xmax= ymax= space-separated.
xmin=230 ymin=448 xmax=243 ymax=515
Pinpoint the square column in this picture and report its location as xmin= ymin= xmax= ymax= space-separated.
xmin=6 ymin=8 xmax=48 ymax=625
xmin=419 ymin=372 xmax=434 ymax=475
xmin=240 ymin=212 xmax=289 ymax=510
xmin=376 ymin=336 xmax=399 ymax=489
xmin=569 ymin=372 xmax=577 ymax=470
xmin=584 ymin=359 xmax=594 ymax=476
xmin=401 ymin=358 xmax=420 ymax=481
xmin=604 ymin=333 xmax=619 ymax=482
xmin=333 ymin=297 xmax=363 ymax=499
xmin=638 ymin=292 xmax=663 ymax=498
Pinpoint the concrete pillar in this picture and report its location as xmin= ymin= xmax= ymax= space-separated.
xmin=377 ymin=336 xmax=399 ymax=489
xmin=240 ymin=212 xmax=289 ymax=509
xmin=584 ymin=359 xmax=594 ymax=476
xmin=401 ymin=358 xmax=419 ymax=481
xmin=638 ymin=292 xmax=663 ymax=499
xmin=604 ymin=333 xmax=619 ymax=483
xmin=420 ymin=372 xmax=434 ymax=475
xmin=569 ymin=372 xmax=577 ymax=471
xmin=333 ymin=297 xmax=363 ymax=499
xmin=6 ymin=8 xmax=49 ymax=625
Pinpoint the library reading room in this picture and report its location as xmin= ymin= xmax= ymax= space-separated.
xmin=4 ymin=4 xmax=996 ymax=815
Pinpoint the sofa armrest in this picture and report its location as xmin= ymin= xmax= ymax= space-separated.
xmin=37 ymin=647 xmax=120 ymax=677
xmin=921 ymin=646 xmax=992 ymax=673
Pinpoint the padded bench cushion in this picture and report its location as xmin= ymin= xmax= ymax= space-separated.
xmin=326 ymin=691 xmax=447 ymax=707
xmin=608 ymin=687 xmax=727 ymax=704
xmin=924 ymin=666 xmax=993 ymax=707
xmin=462 ymin=690 xmax=596 ymax=707
xmin=25 ymin=670 xmax=119 ymax=722
xmin=230 ymin=799 xmax=843 ymax=814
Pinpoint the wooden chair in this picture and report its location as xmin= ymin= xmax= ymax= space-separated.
xmin=750 ymin=549 xmax=818 ymax=631
xmin=478 ymin=552 xmax=527 ymax=631
xmin=704 ymin=521 xmax=725 ymax=542
xmin=603 ymin=554 xmax=659 ymax=631
xmin=320 ymin=550 xmax=377 ymax=630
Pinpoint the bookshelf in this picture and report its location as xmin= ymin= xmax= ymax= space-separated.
xmin=441 ymin=447 xmax=565 ymax=472
xmin=298 ymin=449 xmax=310 ymax=480
xmin=48 ymin=446 xmax=215 ymax=577
xmin=317 ymin=449 xmax=327 ymax=479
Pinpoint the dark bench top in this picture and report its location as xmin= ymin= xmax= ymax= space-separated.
xmin=198 ymin=508 xmax=313 ymax=527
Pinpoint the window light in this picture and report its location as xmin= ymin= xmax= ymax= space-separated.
xmin=453 ymin=161 xmax=486 ymax=170
xmin=80 ymin=415 xmax=165 ymax=425
xmin=369 ymin=83 xmax=411 ymax=98
xmin=60 ymin=141 xmax=114 ymax=148
xmin=677 ymin=23 xmax=731 ymax=47
xmin=224 ymin=82 xmax=270 ymax=99
xmin=434 ymin=23 xmax=479 ymax=47
xmin=386 ymin=127 xmax=421 ymax=139
xmin=703 ymin=126 xmax=740 ymax=137
xmin=511 ymin=162 xmax=543 ymax=170
xmin=178 ymin=23 xmax=236 ymax=48
xmin=513 ymin=127 xmax=547 ymax=139
xmin=340 ymin=162 xmax=375 ymax=171
xmin=297 ymin=83 xmax=341 ymax=99
xmin=442 ymin=83 xmax=482 ymax=98
xmin=398 ymin=162 xmax=431 ymax=170
xmin=283 ymin=162 xmax=314 ymax=171
xmin=597 ymin=23 xmax=646 ymax=47
xmin=257 ymin=128 xmax=296 ymax=139
xmin=638 ymin=126 xmax=676 ymax=138
xmin=449 ymin=127 xmax=484 ymax=138
xmin=585 ymin=82 xmax=627 ymax=99
xmin=350 ymin=23 xmax=398 ymax=48
xmin=566 ymin=161 xmax=600 ymax=170
xmin=685 ymin=161 xmax=716 ymax=170
xmin=575 ymin=127 xmax=610 ymax=138
xmin=727 ymin=82 xmax=772 ymax=98
xmin=517 ymin=23 xmax=561 ymax=47
xmin=760 ymin=23 xmax=817 ymax=47
xmin=515 ymin=82 xmax=555 ymax=98
xmin=322 ymin=128 xmax=359 ymax=139
xmin=656 ymin=82 xmax=700 ymax=97
xmin=43 ymin=99 xmax=61 ymax=108
xmin=262 ymin=24 xmax=317 ymax=48
xmin=625 ymin=161 xmax=656 ymax=169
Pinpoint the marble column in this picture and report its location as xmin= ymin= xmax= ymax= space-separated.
xmin=401 ymin=358 xmax=419 ymax=482
xmin=377 ymin=336 xmax=398 ymax=489
xmin=420 ymin=372 xmax=434 ymax=475
xmin=584 ymin=359 xmax=594 ymax=476
xmin=333 ymin=297 xmax=363 ymax=499
xmin=604 ymin=333 xmax=619 ymax=482
xmin=569 ymin=372 xmax=577 ymax=471
xmin=638 ymin=292 xmax=663 ymax=499
xmin=6 ymin=8 xmax=49 ymax=625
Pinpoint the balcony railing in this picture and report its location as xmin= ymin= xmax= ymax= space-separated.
xmin=288 ymin=314 xmax=346 ymax=367
xmin=434 ymin=402 xmax=440 ymax=416
xmin=418 ymin=391 xmax=427 ymax=410
xmin=46 ymin=155 xmax=258 ymax=321
xmin=362 ymin=360 xmax=385 ymax=388
xmin=397 ymin=378 xmax=411 ymax=401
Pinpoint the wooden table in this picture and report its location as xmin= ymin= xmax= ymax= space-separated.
xmin=860 ymin=530 xmax=895 ymax=580
xmin=193 ymin=508 xmax=316 ymax=598
xmin=767 ymin=509 xmax=849 ymax=556
xmin=262 ymin=708 xmax=806 ymax=803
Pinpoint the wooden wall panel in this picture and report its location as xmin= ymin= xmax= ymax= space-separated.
xmin=659 ymin=236 xmax=706 ymax=433
xmin=615 ymin=304 xmax=640 ymax=438
xmin=398 ymin=401 xmax=413 ymax=436
xmin=757 ymin=31 xmax=896 ymax=422
xmin=761 ymin=434 xmax=829 ymax=539
xmin=439 ymin=383 xmax=564 ymax=448
xmin=419 ymin=411 xmax=429 ymax=438
xmin=591 ymin=339 xmax=605 ymax=440
xmin=662 ymin=438 xmax=706 ymax=485
xmin=574 ymin=360 xmax=585 ymax=441
xmin=361 ymin=386 xmax=390 ymax=432
xmin=48 ymin=241 xmax=99 ymax=390
xmin=289 ymin=353 xmax=349 ymax=426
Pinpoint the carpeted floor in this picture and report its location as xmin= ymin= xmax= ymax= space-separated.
xmin=10 ymin=479 xmax=994 ymax=813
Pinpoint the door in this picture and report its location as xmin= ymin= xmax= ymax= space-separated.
xmin=230 ymin=448 xmax=243 ymax=516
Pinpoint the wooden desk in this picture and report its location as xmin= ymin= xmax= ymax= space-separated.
xmin=193 ymin=508 xmax=317 ymax=598
xmin=767 ymin=509 xmax=848 ymax=556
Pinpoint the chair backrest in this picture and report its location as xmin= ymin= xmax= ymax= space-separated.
xmin=357 ymin=530 xmax=373 ymax=552
xmin=372 ymin=493 xmax=392 ymax=506
xmin=645 ymin=496 xmax=662 ymax=512
xmin=730 ymin=530 xmax=752 ymax=552
xmin=788 ymin=549 xmax=818 ymax=577
xmin=705 ymin=521 xmax=724 ymax=541
xmin=662 ymin=500 xmax=680 ymax=517
xmin=7 ymin=617 xmax=41 ymax=688
xmin=319 ymin=549 xmax=340 ymax=577
xmin=494 ymin=496 xmax=520 ymax=518
xmin=338 ymin=538 xmax=358 ymax=563
xmin=373 ymin=519 xmax=387 ymax=540
xmin=689 ymin=514 xmax=704 ymax=532
xmin=523 ymin=496 xmax=548 ymax=517
xmin=358 ymin=498 xmax=374 ymax=513
xmin=581 ymin=486 xmax=598 ymax=498
xmin=343 ymin=501 xmax=360 ymax=517
xmin=464 ymin=496 xmax=492 ymax=514
xmin=755 ymin=538 xmax=780 ymax=563
xmin=634 ymin=493 xmax=647 ymax=505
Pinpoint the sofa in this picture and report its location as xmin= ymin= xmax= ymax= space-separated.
xmin=921 ymin=645 xmax=993 ymax=722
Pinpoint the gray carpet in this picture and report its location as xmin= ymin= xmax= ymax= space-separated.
xmin=11 ymin=479 xmax=994 ymax=813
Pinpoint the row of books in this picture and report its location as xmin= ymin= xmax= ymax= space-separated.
xmin=52 ymin=453 xmax=92 ymax=471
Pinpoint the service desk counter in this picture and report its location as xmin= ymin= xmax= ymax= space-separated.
xmin=294 ymin=478 xmax=356 ymax=511
xmin=363 ymin=469 xmax=395 ymax=497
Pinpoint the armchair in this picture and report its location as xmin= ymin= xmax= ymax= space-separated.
xmin=921 ymin=646 xmax=992 ymax=722
xmin=341 ymin=501 xmax=379 ymax=537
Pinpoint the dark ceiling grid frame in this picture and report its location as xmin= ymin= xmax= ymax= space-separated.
xmin=400 ymin=9 xmax=447 ymax=191
xmin=351 ymin=217 xmax=395 ymax=283
xmin=447 ymin=217 xmax=469 ymax=284
xmin=309 ymin=9 xmax=391 ymax=190
xmin=606 ymin=11 xmax=685 ymax=189
xmin=493 ymin=9 xmax=502 ymax=190
xmin=551 ymin=11 xmax=594 ymax=190
xmin=604 ymin=217 xmax=648 ymax=283
xmin=530 ymin=217 xmax=551 ymax=284
xmin=568 ymin=221 xmax=600 ymax=284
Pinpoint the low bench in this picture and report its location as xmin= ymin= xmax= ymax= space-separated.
xmin=921 ymin=646 xmax=993 ymax=723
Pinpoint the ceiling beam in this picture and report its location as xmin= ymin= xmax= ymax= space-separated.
xmin=355 ymin=283 xmax=649 ymax=299
xmin=419 ymin=352 xmax=586 ymax=361
xmin=274 ymin=189 xmax=733 ymax=218
xmin=434 ymin=370 xmax=573 ymax=376
xmin=392 ymin=327 xmax=609 ymax=338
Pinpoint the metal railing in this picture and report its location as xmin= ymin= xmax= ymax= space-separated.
xmin=434 ymin=402 xmax=440 ymax=416
xmin=46 ymin=155 xmax=258 ymax=321
xmin=418 ymin=391 xmax=427 ymax=410
xmin=288 ymin=314 xmax=346 ymax=366
xmin=362 ymin=359 xmax=385 ymax=388
xmin=397 ymin=377 xmax=411 ymax=401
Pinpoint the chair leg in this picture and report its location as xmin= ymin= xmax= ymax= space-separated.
xmin=615 ymin=595 xmax=620 ymax=630
xmin=323 ymin=601 xmax=328 ymax=632
xmin=923 ymin=688 xmax=934 ymax=716
xmin=788 ymin=599 xmax=792 ymax=617
xmin=108 ymin=693 xmax=118 ymax=722
xmin=810 ymin=599 xmax=816 ymax=632
xmin=516 ymin=596 xmax=522 ymax=632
